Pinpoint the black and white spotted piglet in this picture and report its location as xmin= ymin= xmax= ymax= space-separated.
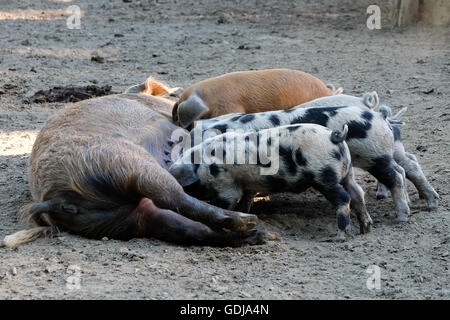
xmin=170 ymin=124 xmax=373 ymax=241
xmin=184 ymin=105 xmax=410 ymax=222
xmin=374 ymin=106 xmax=439 ymax=209
xmin=295 ymin=94 xmax=438 ymax=210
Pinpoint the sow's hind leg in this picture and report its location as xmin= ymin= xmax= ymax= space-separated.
xmin=137 ymin=165 xmax=258 ymax=232
xmin=37 ymin=198 xmax=264 ymax=246
xmin=130 ymin=198 xmax=265 ymax=246
xmin=71 ymin=143 xmax=258 ymax=233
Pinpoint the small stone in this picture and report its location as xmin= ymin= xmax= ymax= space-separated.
xmin=3 ymin=83 xmax=17 ymax=90
xmin=10 ymin=267 xmax=17 ymax=276
xmin=101 ymin=237 xmax=109 ymax=241
xmin=416 ymin=145 xmax=427 ymax=152
xmin=91 ymin=56 xmax=104 ymax=63
xmin=217 ymin=15 xmax=229 ymax=24
xmin=344 ymin=243 xmax=354 ymax=251
xmin=213 ymin=286 xmax=228 ymax=294
xmin=440 ymin=289 xmax=449 ymax=297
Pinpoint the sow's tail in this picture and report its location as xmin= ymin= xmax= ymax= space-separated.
xmin=2 ymin=199 xmax=138 ymax=248
xmin=330 ymin=124 xmax=348 ymax=144
xmin=2 ymin=202 xmax=58 ymax=248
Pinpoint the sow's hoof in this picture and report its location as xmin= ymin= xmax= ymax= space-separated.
xmin=227 ymin=212 xmax=258 ymax=232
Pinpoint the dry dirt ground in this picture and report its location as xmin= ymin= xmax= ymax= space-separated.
xmin=0 ymin=0 xmax=449 ymax=300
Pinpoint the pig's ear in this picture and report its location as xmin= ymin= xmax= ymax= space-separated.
xmin=172 ymin=101 xmax=180 ymax=122
xmin=123 ymin=77 xmax=170 ymax=96
xmin=142 ymin=77 xmax=170 ymax=96
xmin=124 ymin=83 xmax=146 ymax=94
xmin=177 ymin=96 xmax=209 ymax=128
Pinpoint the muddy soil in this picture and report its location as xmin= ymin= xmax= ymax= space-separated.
xmin=0 ymin=0 xmax=448 ymax=299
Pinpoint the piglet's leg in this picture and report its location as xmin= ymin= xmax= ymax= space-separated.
xmin=134 ymin=198 xmax=265 ymax=246
xmin=396 ymin=150 xmax=439 ymax=211
xmin=342 ymin=168 xmax=373 ymax=234
xmin=316 ymin=184 xmax=352 ymax=242
xmin=368 ymin=157 xmax=410 ymax=222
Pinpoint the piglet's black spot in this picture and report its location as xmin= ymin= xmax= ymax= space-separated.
xmin=392 ymin=125 xmax=401 ymax=141
xmin=361 ymin=110 xmax=373 ymax=121
xmin=279 ymin=145 xmax=297 ymax=175
xmin=295 ymin=148 xmax=308 ymax=166
xmin=287 ymin=125 xmax=301 ymax=132
xmin=337 ymin=214 xmax=350 ymax=231
xmin=240 ymin=114 xmax=255 ymax=123
xmin=291 ymin=107 xmax=342 ymax=127
xmin=331 ymin=150 xmax=341 ymax=161
xmin=231 ymin=115 xmax=242 ymax=122
xmin=319 ymin=166 xmax=339 ymax=186
xmin=368 ymin=155 xmax=396 ymax=189
xmin=209 ymin=163 xmax=220 ymax=177
xmin=346 ymin=119 xmax=372 ymax=140
xmin=212 ymin=124 xmax=228 ymax=133
xmin=269 ymin=115 xmax=281 ymax=126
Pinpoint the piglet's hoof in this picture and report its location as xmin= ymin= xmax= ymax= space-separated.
xmin=335 ymin=229 xmax=349 ymax=242
xmin=360 ymin=222 xmax=372 ymax=234
xmin=359 ymin=216 xmax=373 ymax=234
xmin=425 ymin=198 xmax=438 ymax=211
xmin=396 ymin=213 xmax=409 ymax=223
xmin=227 ymin=212 xmax=258 ymax=232
xmin=376 ymin=193 xmax=388 ymax=200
